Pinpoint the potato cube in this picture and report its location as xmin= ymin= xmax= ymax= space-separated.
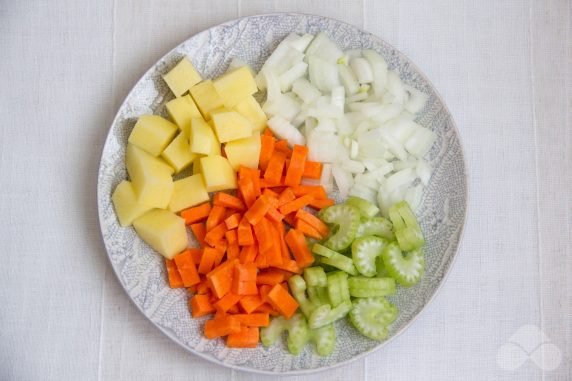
xmin=111 ymin=180 xmax=153 ymax=226
xmin=192 ymin=157 xmax=202 ymax=175
xmin=211 ymin=108 xmax=253 ymax=143
xmin=189 ymin=117 xmax=220 ymax=155
xmin=162 ymin=57 xmax=202 ymax=97
xmin=168 ymin=174 xmax=210 ymax=213
xmin=128 ymin=115 xmax=178 ymax=156
xmin=165 ymin=95 xmax=201 ymax=138
xmin=213 ymin=66 xmax=258 ymax=108
xmin=161 ymin=133 xmax=198 ymax=174
xmin=233 ymin=95 xmax=267 ymax=132
xmin=224 ymin=133 xmax=261 ymax=171
xmin=133 ymin=209 xmax=188 ymax=259
xmin=200 ymin=155 xmax=237 ymax=192
xmin=189 ymin=80 xmax=223 ymax=120
xmin=126 ymin=144 xmax=174 ymax=208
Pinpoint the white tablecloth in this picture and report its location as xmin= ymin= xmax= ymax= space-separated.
xmin=1 ymin=1 xmax=570 ymax=380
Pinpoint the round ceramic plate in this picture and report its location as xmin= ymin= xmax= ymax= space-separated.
xmin=97 ymin=13 xmax=468 ymax=375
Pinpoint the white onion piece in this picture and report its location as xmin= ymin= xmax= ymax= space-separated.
xmin=264 ymin=93 xmax=301 ymax=121
xmin=292 ymin=78 xmax=321 ymax=104
xmin=341 ymin=159 xmax=365 ymax=174
xmin=404 ymin=127 xmax=436 ymax=158
xmin=386 ymin=70 xmax=407 ymax=104
xmin=349 ymin=183 xmax=377 ymax=204
xmin=346 ymin=92 xmax=369 ymax=103
xmin=362 ymin=49 xmax=388 ymax=98
xmin=307 ymin=130 xmax=339 ymax=162
xmin=384 ymin=118 xmax=419 ymax=143
xmin=378 ymin=128 xmax=408 ymax=160
xmin=350 ymin=139 xmax=359 ymax=159
xmin=320 ymin=163 xmax=334 ymax=193
xmin=416 ymin=159 xmax=432 ymax=186
xmin=260 ymin=43 xmax=304 ymax=77
xmin=383 ymin=168 xmax=416 ymax=194
xmin=345 ymin=49 xmax=362 ymax=59
xmin=305 ymin=32 xmax=343 ymax=62
xmin=315 ymin=117 xmax=337 ymax=133
xmin=393 ymin=159 xmax=418 ymax=171
xmin=267 ymin=116 xmax=305 ymax=146
xmin=404 ymin=85 xmax=429 ymax=114
xmin=261 ymin=69 xmax=281 ymax=103
xmin=332 ymin=165 xmax=353 ymax=198
xmin=338 ymin=64 xmax=360 ymax=95
xmin=290 ymin=34 xmax=315 ymax=52
xmin=335 ymin=116 xmax=353 ymax=136
xmin=331 ymin=86 xmax=345 ymax=112
xmin=369 ymin=103 xmax=404 ymax=123
xmin=279 ymin=61 xmax=308 ymax=92
xmin=354 ymin=172 xmax=379 ymax=190
xmin=405 ymin=184 xmax=423 ymax=211
xmin=308 ymin=56 xmax=339 ymax=93
xmin=350 ymin=58 xmax=374 ymax=84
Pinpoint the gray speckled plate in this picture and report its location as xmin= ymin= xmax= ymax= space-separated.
xmin=97 ymin=13 xmax=468 ymax=375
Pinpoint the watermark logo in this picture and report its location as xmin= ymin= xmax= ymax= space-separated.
xmin=496 ymin=325 xmax=561 ymax=371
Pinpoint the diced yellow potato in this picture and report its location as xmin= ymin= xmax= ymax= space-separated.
xmin=111 ymin=180 xmax=153 ymax=226
xmin=192 ymin=157 xmax=202 ymax=175
xmin=233 ymin=95 xmax=267 ymax=132
xmin=189 ymin=117 xmax=220 ymax=155
xmin=199 ymin=155 xmax=237 ymax=192
xmin=132 ymin=209 xmax=188 ymax=259
xmin=206 ymin=120 xmax=222 ymax=156
xmin=211 ymin=108 xmax=253 ymax=143
xmin=189 ymin=80 xmax=223 ymax=120
xmin=168 ymin=174 xmax=210 ymax=213
xmin=128 ymin=115 xmax=178 ymax=156
xmin=224 ymin=133 xmax=261 ymax=171
xmin=125 ymin=144 xmax=174 ymax=208
xmin=213 ymin=66 xmax=258 ymax=108
xmin=165 ymin=95 xmax=201 ymax=138
xmin=161 ymin=133 xmax=198 ymax=173
xmin=162 ymin=57 xmax=202 ymax=97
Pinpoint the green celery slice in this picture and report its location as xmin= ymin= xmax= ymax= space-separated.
xmin=381 ymin=241 xmax=425 ymax=287
xmin=356 ymin=217 xmax=394 ymax=240
xmin=307 ymin=286 xmax=330 ymax=306
xmin=311 ymin=323 xmax=336 ymax=356
xmin=348 ymin=297 xmax=397 ymax=340
xmin=351 ymin=236 xmax=388 ymax=277
xmin=312 ymin=243 xmax=358 ymax=275
xmin=388 ymin=201 xmax=425 ymax=251
xmin=375 ymin=255 xmax=388 ymax=277
xmin=326 ymin=271 xmax=350 ymax=307
xmin=309 ymin=301 xmax=353 ymax=329
xmin=286 ymin=313 xmax=310 ymax=355
xmin=303 ymin=267 xmax=328 ymax=287
xmin=345 ymin=196 xmax=380 ymax=218
xmin=320 ymin=204 xmax=361 ymax=251
xmin=287 ymin=275 xmax=316 ymax=318
xmin=348 ymin=276 xmax=396 ymax=297
xmin=261 ymin=316 xmax=289 ymax=346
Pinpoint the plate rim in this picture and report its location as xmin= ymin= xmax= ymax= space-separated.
xmin=97 ymin=11 xmax=470 ymax=375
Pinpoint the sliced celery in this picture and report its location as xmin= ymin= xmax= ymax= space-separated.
xmin=326 ymin=271 xmax=350 ymax=307
xmin=308 ymin=300 xmax=352 ymax=329
xmin=307 ymin=286 xmax=330 ymax=306
xmin=348 ymin=276 xmax=396 ymax=297
xmin=303 ymin=266 xmax=328 ymax=287
xmin=381 ymin=241 xmax=425 ymax=287
xmin=351 ymin=236 xmax=388 ymax=277
xmin=388 ymin=201 xmax=424 ymax=251
xmin=286 ymin=313 xmax=310 ymax=355
xmin=261 ymin=316 xmax=289 ymax=346
xmin=348 ymin=297 xmax=397 ymax=340
xmin=311 ymin=324 xmax=336 ymax=356
xmin=356 ymin=217 xmax=394 ymax=240
xmin=320 ymin=204 xmax=361 ymax=251
xmin=346 ymin=196 xmax=380 ymax=218
xmin=312 ymin=243 xmax=359 ymax=275
xmin=288 ymin=275 xmax=317 ymax=318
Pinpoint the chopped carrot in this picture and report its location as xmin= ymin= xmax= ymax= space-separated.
xmin=239 ymin=167 xmax=261 ymax=197
xmin=238 ymin=295 xmax=264 ymax=314
xmin=266 ymin=283 xmax=299 ymax=319
xmin=198 ymin=247 xmax=218 ymax=274
xmin=224 ymin=213 xmax=241 ymax=230
xmin=227 ymin=326 xmax=260 ymax=348
xmin=265 ymin=223 xmax=283 ymax=267
xmin=262 ymin=188 xmax=279 ymax=200
xmin=295 ymin=209 xmax=330 ymax=236
xmin=244 ymin=195 xmax=271 ymax=226
xmin=239 ymin=245 xmax=258 ymax=264
xmin=235 ymin=313 xmax=270 ymax=327
xmin=204 ymin=222 xmax=228 ymax=247
xmin=302 ymin=161 xmax=323 ymax=179
xmin=277 ymin=188 xmax=296 ymax=207
xmin=263 ymin=151 xmax=287 ymax=185
xmin=188 ymin=248 xmax=202 ymax=265
xmin=225 ymin=229 xmax=238 ymax=244
xmin=291 ymin=185 xmax=327 ymax=199
xmin=308 ymin=197 xmax=335 ymax=209
xmin=295 ymin=219 xmax=323 ymax=239
xmin=213 ymin=192 xmax=246 ymax=211
xmin=227 ymin=242 xmax=240 ymax=260
xmin=232 ymin=279 xmax=258 ymax=296
xmin=278 ymin=194 xmax=314 ymax=215
xmin=252 ymin=217 xmax=272 ymax=254
xmin=238 ymin=176 xmax=257 ymax=208
xmin=214 ymin=292 xmax=242 ymax=312
xmin=256 ymin=270 xmax=286 ymax=285
xmin=259 ymin=176 xmax=285 ymax=188
xmin=234 ymin=263 xmax=258 ymax=281
xmin=254 ymin=303 xmax=281 ymax=316
xmin=254 ymin=248 xmax=268 ymax=269
xmin=263 ymin=128 xmax=274 ymax=137
xmin=237 ymin=217 xmax=255 ymax=246
xmin=206 ymin=205 xmax=227 ymax=232
xmin=284 ymin=145 xmax=308 ymax=186
xmin=206 ymin=259 xmax=238 ymax=299
xmin=196 ymin=278 xmax=210 ymax=294
xmin=180 ymin=202 xmax=211 ymax=225
xmin=258 ymin=284 xmax=272 ymax=302
xmin=190 ymin=222 xmax=207 ymax=247
xmin=285 ymin=229 xmax=315 ymax=268
xmin=165 ymin=259 xmax=184 ymax=288
xmin=266 ymin=207 xmax=285 ymax=223
xmin=272 ymin=258 xmax=302 ymax=274
xmin=212 ymin=243 xmax=227 ymax=267
xmin=173 ymin=249 xmax=201 ymax=286
xmin=190 ymin=294 xmax=215 ymax=318
xmin=274 ymin=140 xmax=292 ymax=158
xmin=259 ymin=135 xmax=276 ymax=171
xmin=283 ymin=212 xmax=296 ymax=226
xmin=204 ymin=315 xmax=241 ymax=339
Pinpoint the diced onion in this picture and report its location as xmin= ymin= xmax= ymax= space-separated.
xmin=350 ymin=58 xmax=374 ymax=84
xmin=308 ymin=56 xmax=340 ymax=93
xmin=279 ymin=61 xmax=308 ymax=92
xmin=267 ymin=115 xmax=305 ymax=146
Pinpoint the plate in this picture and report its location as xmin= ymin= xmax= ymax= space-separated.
xmin=97 ymin=13 xmax=468 ymax=374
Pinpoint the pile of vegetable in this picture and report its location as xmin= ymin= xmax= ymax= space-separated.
xmin=111 ymin=31 xmax=434 ymax=355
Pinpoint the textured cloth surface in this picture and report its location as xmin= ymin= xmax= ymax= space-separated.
xmin=0 ymin=1 xmax=570 ymax=380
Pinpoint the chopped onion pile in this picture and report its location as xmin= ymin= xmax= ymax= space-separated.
xmin=253 ymin=33 xmax=436 ymax=216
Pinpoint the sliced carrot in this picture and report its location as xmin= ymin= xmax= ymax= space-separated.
xmin=283 ymin=212 xmax=296 ymax=227
xmin=228 ymin=304 xmax=240 ymax=314
xmin=173 ymin=249 xmax=201 ymax=286
xmin=237 ymin=217 xmax=255 ymax=246
xmin=254 ymin=248 xmax=268 ymax=269
xmin=227 ymin=326 xmax=260 ymax=348
xmin=238 ymin=295 xmax=264 ymax=314
xmin=188 ymin=248 xmax=202 ymax=265
xmin=291 ymin=185 xmax=327 ymax=199
xmin=264 ymin=223 xmax=283 ymax=267
xmin=196 ymin=277 xmax=210 ymax=294
xmin=206 ymin=205 xmax=227 ymax=232
xmin=258 ymin=284 xmax=272 ymax=302
xmin=308 ymin=197 xmax=335 ymax=209
xmin=213 ymin=192 xmax=246 ymax=211
xmin=266 ymin=283 xmax=299 ymax=319
xmin=198 ymin=247 xmax=217 ymax=274
xmin=263 ymin=128 xmax=274 ymax=137
xmin=278 ymin=194 xmax=314 ymax=215
xmin=274 ymin=140 xmax=292 ymax=158
xmin=302 ymin=161 xmax=323 ymax=179
xmin=206 ymin=259 xmax=238 ymax=299
xmin=238 ymin=167 xmax=261 ymax=197
xmin=204 ymin=222 xmax=228 ymax=247
xmin=272 ymin=258 xmax=303 ymax=274
xmin=259 ymin=135 xmax=276 ymax=171
xmin=295 ymin=218 xmax=323 ymax=239
xmin=252 ymin=217 xmax=272 ymax=254
xmin=285 ymin=229 xmax=315 ymax=268
xmin=254 ymin=303 xmax=281 ymax=316
xmin=190 ymin=294 xmax=215 ymax=318
xmin=263 ymin=151 xmax=286 ymax=185
xmin=214 ymin=292 xmax=242 ymax=312
xmin=295 ymin=209 xmax=330 ymax=236
xmin=244 ymin=195 xmax=271 ymax=226
xmin=180 ymin=202 xmax=212 ymax=225
xmin=256 ymin=270 xmax=286 ymax=285
xmin=239 ymin=244 xmax=258 ymax=264
xmin=235 ymin=313 xmax=270 ymax=327
xmin=212 ymin=243 xmax=227 ymax=267
xmin=266 ymin=207 xmax=285 ymax=223
xmin=204 ymin=315 xmax=241 ymax=339
xmin=259 ymin=176 xmax=285 ymax=188
xmin=277 ymin=188 xmax=296 ymax=207
xmin=275 ymin=221 xmax=292 ymax=262
xmin=227 ymin=242 xmax=240 ymax=260
xmin=232 ymin=280 xmax=258 ymax=296
xmin=234 ymin=263 xmax=258 ymax=282
xmin=165 ymin=259 xmax=184 ymax=288
xmin=284 ymin=145 xmax=308 ymax=186
xmin=190 ymin=222 xmax=207 ymax=247
xmin=224 ymin=213 xmax=241 ymax=230
xmin=225 ymin=229 xmax=238 ymax=244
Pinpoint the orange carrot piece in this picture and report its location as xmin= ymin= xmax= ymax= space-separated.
xmin=264 ymin=223 xmax=283 ymax=267
xmin=206 ymin=259 xmax=238 ymax=299
xmin=266 ymin=207 xmax=285 ymax=223
xmin=276 ymin=221 xmax=292 ymax=262
xmin=263 ymin=128 xmax=274 ymax=137
xmin=277 ymin=188 xmax=296 ymax=207
xmin=212 ymin=243 xmax=227 ymax=267
xmin=285 ymin=229 xmax=315 ymax=268
xmin=213 ymin=192 xmax=246 ymax=211
xmin=278 ymin=194 xmax=314 ymax=215
xmin=174 ymin=249 xmax=201 ymax=287
xmin=206 ymin=205 xmax=227 ymax=232
xmin=244 ymin=195 xmax=271 ymax=226
xmin=227 ymin=241 xmax=240 ymax=260
xmin=259 ymin=284 xmax=272 ymax=302
xmin=204 ymin=222 xmax=229 ymax=247
xmin=259 ymin=176 xmax=285 ymax=188
xmin=190 ymin=294 xmax=215 ymax=318
xmin=188 ymin=248 xmax=202 ymax=265
xmin=214 ymin=292 xmax=242 ymax=312
xmin=165 ymin=259 xmax=184 ymax=288
xmin=254 ymin=303 xmax=281 ymax=316
xmin=224 ymin=213 xmax=242 ymax=230
xmin=225 ymin=229 xmax=238 ymax=244
xmin=308 ymin=197 xmax=335 ymax=209
xmin=234 ymin=263 xmax=258 ymax=282
xmin=295 ymin=219 xmax=323 ymax=239
xmin=274 ymin=140 xmax=292 ymax=158
xmin=252 ymin=217 xmax=272 ymax=254
xmin=190 ymin=222 xmax=207 ymax=247
xmin=238 ymin=295 xmax=264 ymax=314
xmin=226 ymin=326 xmax=260 ymax=348
xmin=284 ymin=145 xmax=308 ymax=186
xmin=295 ymin=209 xmax=330 ymax=236
xmin=254 ymin=248 xmax=268 ymax=269
xmin=235 ymin=313 xmax=270 ymax=327
xmin=239 ymin=245 xmax=258 ymax=264
xmin=237 ymin=217 xmax=255 ymax=246
xmin=263 ymin=151 xmax=287 ymax=185
xmin=259 ymin=135 xmax=276 ymax=171
xmin=262 ymin=188 xmax=279 ymax=201
xmin=232 ymin=280 xmax=258 ymax=296
xmin=180 ymin=202 xmax=212 ymax=225
xmin=291 ymin=185 xmax=327 ymax=199
xmin=198 ymin=247 xmax=218 ymax=274
xmin=239 ymin=167 xmax=262 ymax=197
xmin=204 ymin=315 xmax=241 ymax=339
xmin=283 ymin=212 xmax=296 ymax=226
xmin=256 ymin=270 xmax=286 ymax=285
xmin=196 ymin=277 xmax=210 ymax=294
xmin=266 ymin=284 xmax=299 ymax=319
xmin=302 ymin=161 xmax=323 ymax=179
